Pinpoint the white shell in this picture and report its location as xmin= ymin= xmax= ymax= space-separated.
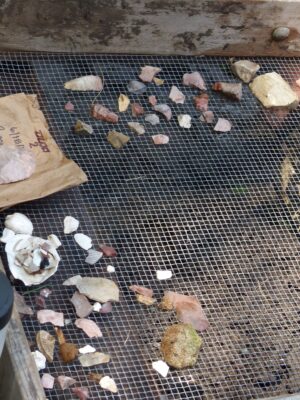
xmin=63 ymin=216 xmax=79 ymax=234
xmin=85 ymin=249 xmax=102 ymax=265
xmin=92 ymin=302 xmax=102 ymax=312
xmin=152 ymin=360 xmax=169 ymax=377
xmin=178 ymin=114 xmax=192 ymax=129
xmin=107 ymin=265 xmax=115 ymax=273
xmin=5 ymin=234 xmax=60 ymax=286
xmin=79 ymin=345 xmax=96 ymax=354
xmin=156 ymin=270 xmax=172 ymax=280
xmin=0 ymin=228 xmax=15 ymax=243
xmin=5 ymin=213 xmax=33 ymax=234
xmin=31 ymin=350 xmax=46 ymax=371
xmin=47 ymin=234 xmax=62 ymax=249
xmin=100 ymin=376 xmax=118 ymax=393
xmin=74 ymin=233 xmax=92 ymax=250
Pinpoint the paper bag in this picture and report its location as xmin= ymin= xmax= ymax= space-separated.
xmin=0 ymin=93 xmax=87 ymax=209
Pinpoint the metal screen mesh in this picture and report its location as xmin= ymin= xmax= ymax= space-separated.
xmin=1 ymin=53 xmax=300 ymax=400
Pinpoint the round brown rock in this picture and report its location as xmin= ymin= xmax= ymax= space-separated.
xmin=160 ymin=323 xmax=202 ymax=369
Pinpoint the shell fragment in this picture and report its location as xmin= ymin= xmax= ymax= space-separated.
xmin=74 ymin=233 xmax=92 ymax=250
xmin=5 ymin=213 xmax=33 ymax=235
xmin=152 ymin=360 xmax=169 ymax=377
xmin=156 ymin=270 xmax=172 ymax=280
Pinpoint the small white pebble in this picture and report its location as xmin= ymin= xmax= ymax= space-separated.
xmin=178 ymin=114 xmax=192 ymax=129
xmin=31 ymin=350 xmax=46 ymax=371
xmin=156 ymin=270 xmax=172 ymax=280
xmin=79 ymin=345 xmax=96 ymax=354
xmin=64 ymin=318 xmax=72 ymax=326
xmin=74 ymin=233 xmax=92 ymax=250
xmin=92 ymin=302 xmax=102 ymax=312
xmin=63 ymin=216 xmax=79 ymax=234
xmin=107 ymin=265 xmax=115 ymax=273
xmin=152 ymin=360 xmax=169 ymax=377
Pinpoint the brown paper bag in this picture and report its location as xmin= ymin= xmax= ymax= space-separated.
xmin=0 ymin=93 xmax=87 ymax=209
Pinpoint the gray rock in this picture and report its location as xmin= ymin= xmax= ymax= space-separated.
xmin=79 ymin=352 xmax=110 ymax=367
xmin=76 ymin=277 xmax=119 ymax=303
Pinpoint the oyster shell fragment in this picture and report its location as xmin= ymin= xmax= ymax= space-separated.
xmin=5 ymin=234 xmax=60 ymax=286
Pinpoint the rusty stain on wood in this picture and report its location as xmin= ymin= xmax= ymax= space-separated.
xmin=0 ymin=0 xmax=297 ymax=55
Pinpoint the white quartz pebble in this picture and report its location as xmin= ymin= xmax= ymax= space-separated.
xmin=156 ymin=270 xmax=172 ymax=280
xmin=74 ymin=233 xmax=92 ymax=250
xmin=63 ymin=216 xmax=79 ymax=234
xmin=152 ymin=360 xmax=169 ymax=377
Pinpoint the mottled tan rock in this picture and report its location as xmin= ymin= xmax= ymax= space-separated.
xmin=250 ymin=72 xmax=299 ymax=109
xmin=76 ymin=277 xmax=119 ymax=303
xmin=36 ymin=330 xmax=55 ymax=363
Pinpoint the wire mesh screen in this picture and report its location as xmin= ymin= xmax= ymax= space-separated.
xmin=1 ymin=53 xmax=300 ymax=400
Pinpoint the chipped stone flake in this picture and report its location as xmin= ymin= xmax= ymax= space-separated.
xmin=100 ymin=376 xmax=118 ymax=394
xmin=139 ymin=65 xmax=161 ymax=82
xmin=74 ymin=233 xmax=92 ymax=250
xmin=118 ymin=93 xmax=130 ymax=112
xmin=152 ymin=134 xmax=169 ymax=145
xmin=37 ymin=309 xmax=64 ymax=326
xmin=63 ymin=216 xmax=79 ymax=234
xmin=64 ymin=75 xmax=103 ymax=91
xmin=85 ymin=249 xmax=102 ymax=265
xmin=169 ymin=85 xmax=185 ymax=104
xmin=79 ymin=345 xmax=96 ymax=354
xmin=128 ymin=121 xmax=145 ymax=135
xmin=41 ymin=373 xmax=55 ymax=389
xmin=63 ymin=275 xmax=82 ymax=286
xmin=75 ymin=318 xmax=103 ymax=338
xmin=47 ymin=234 xmax=61 ymax=249
xmin=127 ymin=80 xmax=147 ymax=95
xmin=145 ymin=114 xmax=160 ymax=126
xmin=79 ymin=352 xmax=110 ymax=367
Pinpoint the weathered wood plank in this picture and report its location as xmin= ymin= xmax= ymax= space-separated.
xmin=0 ymin=260 xmax=46 ymax=400
xmin=0 ymin=0 xmax=298 ymax=56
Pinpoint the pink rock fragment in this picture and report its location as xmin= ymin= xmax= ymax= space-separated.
xmin=37 ymin=309 xmax=64 ymax=327
xmin=64 ymin=101 xmax=74 ymax=111
xmin=139 ymin=65 xmax=161 ymax=82
xmin=148 ymin=95 xmax=157 ymax=106
xmin=91 ymin=104 xmax=118 ymax=123
xmin=75 ymin=318 xmax=103 ymax=338
xmin=70 ymin=291 xmax=92 ymax=318
xmin=129 ymin=285 xmax=153 ymax=298
xmin=99 ymin=244 xmax=117 ymax=257
xmin=200 ymin=111 xmax=214 ymax=124
xmin=99 ymin=302 xmax=113 ymax=314
xmin=161 ymin=291 xmax=209 ymax=332
xmin=214 ymin=118 xmax=232 ymax=132
xmin=35 ymin=295 xmax=46 ymax=309
xmin=57 ymin=375 xmax=77 ymax=390
xmin=169 ymin=85 xmax=185 ymax=104
xmin=153 ymin=104 xmax=172 ymax=121
xmin=194 ymin=94 xmax=209 ymax=112
xmin=131 ymin=103 xmax=144 ymax=117
xmin=183 ymin=71 xmax=206 ymax=90
xmin=0 ymin=146 xmax=36 ymax=184
xmin=72 ymin=386 xmax=90 ymax=400
xmin=41 ymin=373 xmax=55 ymax=389
xmin=152 ymin=134 xmax=169 ymax=145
